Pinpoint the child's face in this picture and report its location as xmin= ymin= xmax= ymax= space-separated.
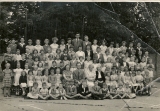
xmin=35 ymin=58 xmax=38 ymax=61
xmin=22 ymin=55 xmax=25 ymax=60
xmin=79 ymin=57 xmax=83 ymax=61
xmin=44 ymin=39 xmax=49 ymax=44
xmin=61 ymin=41 xmax=65 ymax=45
xmin=59 ymin=84 xmax=63 ymax=88
xmin=79 ymin=47 xmax=82 ymax=51
xmin=82 ymin=82 xmax=87 ymax=87
xmin=33 ymin=84 xmax=38 ymax=88
xmin=22 ymin=72 xmax=25 ymax=76
xmin=29 ymin=72 xmax=33 ymax=75
xmin=17 ymin=64 xmax=20 ymax=68
xmin=56 ymin=69 xmax=60 ymax=74
xmin=102 ymin=41 xmax=106 ymax=45
xmin=12 ymin=40 xmax=16 ymax=44
xmin=37 ymin=71 xmax=42 ymax=76
xmin=20 ymin=38 xmax=25 ymax=43
xmin=42 ymin=84 xmax=46 ymax=88
xmin=50 ymin=70 xmax=54 ymax=75
xmin=64 ymin=57 xmax=67 ymax=60
xmin=116 ymin=44 xmax=119 ymax=47
xmin=28 ymin=55 xmax=32 ymax=59
xmin=103 ymin=84 xmax=108 ymax=89
xmin=93 ymin=40 xmax=97 ymax=44
xmin=68 ymin=40 xmax=71 ymax=44
xmin=17 ymin=50 xmax=20 ymax=54
xmin=25 ymin=65 xmax=28 ymax=69
xmin=36 ymin=40 xmax=40 ymax=45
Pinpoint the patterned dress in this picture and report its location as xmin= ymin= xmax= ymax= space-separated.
xmin=3 ymin=69 xmax=12 ymax=87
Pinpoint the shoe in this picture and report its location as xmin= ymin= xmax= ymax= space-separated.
xmin=60 ymin=97 xmax=63 ymax=100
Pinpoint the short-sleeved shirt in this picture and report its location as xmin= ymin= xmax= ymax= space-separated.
xmin=40 ymin=88 xmax=48 ymax=95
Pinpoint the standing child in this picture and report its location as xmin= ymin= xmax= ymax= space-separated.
xmin=27 ymin=82 xmax=39 ymax=99
xmin=19 ymin=71 xmax=27 ymax=95
xmin=15 ymin=49 xmax=22 ymax=61
xmin=3 ymin=63 xmax=12 ymax=97
xmin=84 ymin=56 xmax=93 ymax=69
xmin=135 ymin=69 xmax=144 ymax=95
xmin=8 ymin=38 xmax=17 ymax=54
xmin=59 ymin=39 xmax=66 ymax=52
xmin=26 ymin=54 xmax=34 ymax=70
xmin=24 ymin=64 xmax=30 ymax=74
xmin=27 ymin=70 xmax=34 ymax=92
xmin=13 ymin=63 xmax=23 ymax=95
xmin=35 ymin=70 xmax=43 ymax=89
xmin=100 ymin=40 xmax=107 ymax=55
xmin=38 ymin=82 xmax=49 ymax=100
xmin=91 ymin=39 xmax=98 ymax=53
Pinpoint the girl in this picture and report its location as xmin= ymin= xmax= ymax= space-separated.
xmin=55 ymin=54 xmax=61 ymax=67
xmin=43 ymin=39 xmax=51 ymax=54
xmin=39 ymin=50 xmax=46 ymax=62
xmin=59 ymin=39 xmax=66 ymax=52
xmin=135 ymin=70 xmax=144 ymax=94
xmin=26 ymin=39 xmax=34 ymax=54
xmin=35 ymin=70 xmax=43 ymax=89
xmin=8 ymin=38 xmax=17 ymax=54
xmin=38 ymin=82 xmax=49 ymax=100
xmin=101 ymin=83 xmax=112 ymax=99
xmin=103 ymin=49 xmax=112 ymax=63
xmin=92 ymin=59 xmax=100 ymax=72
xmin=108 ymin=42 xmax=114 ymax=56
xmin=70 ymin=54 xmax=78 ymax=72
xmin=110 ymin=70 xmax=118 ymax=88
xmin=140 ymin=57 xmax=147 ymax=69
xmin=24 ymin=64 xmax=30 ymax=74
xmin=116 ymin=83 xmax=125 ymax=99
xmin=55 ymin=68 xmax=62 ymax=87
xmin=117 ymin=70 xmax=124 ymax=85
xmin=32 ymin=49 xmax=39 ymax=60
xmin=33 ymin=65 xmax=38 ymax=76
xmin=34 ymin=39 xmax=43 ymax=54
xmin=84 ymin=56 xmax=93 ymax=69
xmin=57 ymin=83 xmax=67 ymax=100
xmin=50 ymin=37 xmax=59 ymax=54
xmin=91 ymin=39 xmax=98 ymax=53
xmin=27 ymin=70 xmax=34 ymax=92
xmin=105 ymin=72 xmax=111 ymax=89
xmin=61 ymin=49 xmax=69 ymax=60
xmin=120 ymin=41 xmax=127 ymax=51
xmin=45 ymin=47 xmax=53 ymax=60
xmin=37 ymin=62 xmax=44 ymax=71
xmin=42 ymin=69 xmax=50 ymax=88
xmin=124 ymin=71 xmax=132 ymax=86
xmin=13 ymin=63 xmax=23 ymax=86
xmin=78 ymin=56 xmax=84 ymax=69
xmin=47 ymin=54 xmax=54 ymax=69
xmin=48 ymin=69 xmax=57 ymax=86
xmin=105 ymin=58 xmax=113 ymax=70
xmin=4 ymin=47 xmax=13 ymax=61
xmin=19 ymin=71 xmax=27 ymax=95
xmin=26 ymin=54 xmax=34 ymax=70
xmin=27 ymin=82 xmax=39 ymax=99
xmin=100 ymin=40 xmax=107 ymax=55
xmin=123 ymin=82 xmax=136 ymax=99
xmin=49 ymin=84 xmax=59 ymax=100
xmin=15 ymin=49 xmax=22 ymax=61
xmin=63 ymin=56 xmax=70 ymax=66
xmin=109 ymin=85 xmax=117 ymax=99
xmin=114 ymin=43 xmax=121 ymax=55
xmin=128 ymin=56 xmax=136 ymax=68
xmin=34 ymin=57 xmax=39 ymax=66
xmin=3 ymin=63 xmax=12 ymax=97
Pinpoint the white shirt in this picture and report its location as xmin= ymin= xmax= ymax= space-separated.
xmin=98 ymin=71 xmax=102 ymax=78
xmin=100 ymin=45 xmax=107 ymax=54
xmin=15 ymin=54 xmax=22 ymax=61
xmin=34 ymin=45 xmax=43 ymax=53
xmin=92 ymin=45 xmax=98 ymax=53
xmin=76 ymin=51 xmax=85 ymax=59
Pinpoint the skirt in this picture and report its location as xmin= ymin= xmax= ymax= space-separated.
xmin=21 ymin=83 xmax=27 ymax=87
xmin=28 ymin=81 xmax=33 ymax=87
xmin=3 ymin=77 xmax=12 ymax=87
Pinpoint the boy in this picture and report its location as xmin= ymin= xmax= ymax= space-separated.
xmin=38 ymin=82 xmax=49 ymax=100
xmin=49 ymin=84 xmax=59 ymax=99
xmin=90 ymin=81 xmax=104 ymax=100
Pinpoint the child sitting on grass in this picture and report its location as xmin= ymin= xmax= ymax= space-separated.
xmin=49 ymin=84 xmax=59 ymax=100
xmin=58 ymin=83 xmax=67 ymax=100
xmin=123 ymin=82 xmax=136 ymax=99
xmin=101 ymin=83 xmax=112 ymax=99
xmin=27 ymin=82 xmax=39 ymax=99
xmin=38 ymin=82 xmax=49 ymax=100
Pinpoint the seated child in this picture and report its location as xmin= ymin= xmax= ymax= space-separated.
xmin=90 ymin=81 xmax=104 ymax=100
xmin=49 ymin=84 xmax=59 ymax=100
xmin=38 ymin=82 xmax=49 ymax=100
xmin=27 ymin=82 xmax=39 ymax=99
xmin=123 ymin=82 xmax=136 ymax=99
xmin=116 ymin=83 xmax=125 ymax=99
xmin=57 ymin=83 xmax=67 ymax=100
xmin=78 ymin=80 xmax=91 ymax=99
xmin=19 ymin=71 xmax=27 ymax=96
xmin=101 ymin=83 xmax=112 ymax=99
xmin=109 ymin=85 xmax=117 ymax=99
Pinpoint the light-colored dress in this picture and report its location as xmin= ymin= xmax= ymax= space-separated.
xmin=3 ymin=69 xmax=12 ymax=87
xmin=13 ymin=68 xmax=23 ymax=86
xmin=55 ymin=74 xmax=62 ymax=87
xmin=50 ymin=43 xmax=59 ymax=54
xmin=35 ymin=76 xmax=42 ymax=88
xmin=27 ymin=75 xmax=34 ymax=87
xmin=84 ymin=61 xmax=93 ymax=69
xmin=100 ymin=45 xmax=107 ymax=55
xmin=110 ymin=75 xmax=118 ymax=87
xmin=42 ymin=75 xmax=50 ymax=88
xmin=34 ymin=45 xmax=43 ymax=53
xmin=27 ymin=87 xmax=39 ymax=99
xmin=85 ymin=69 xmax=96 ymax=87
xmin=92 ymin=45 xmax=98 ymax=53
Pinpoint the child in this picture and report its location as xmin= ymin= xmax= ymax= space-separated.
xmin=124 ymin=71 xmax=132 ymax=86
xmin=70 ymin=54 xmax=78 ymax=72
xmin=48 ymin=69 xmax=57 ymax=86
xmin=54 ymin=68 xmax=62 ymax=87
xmin=49 ymin=84 xmax=59 ymax=100
xmin=15 ymin=49 xmax=22 ymax=61
xmin=34 ymin=39 xmax=44 ymax=54
xmin=32 ymin=49 xmax=39 ymax=60
xmin=90 ymin=81 xmax=104 ymax=100
xmin=123 ymin=82 xmax=136 ymax=99
xmin=61 ymin=49 xmax=69 ymax=60
xmin=92 ymin=39 xmax=98 ymax=53
xmin=33 ymin=65 xmax=38 ymax=76
xmin=35 ymin=70 xmax=43 ymax=89
xmin=47 ymin=54 xmax=54 ymax=68
xmin=1 ymin=55 xmax=11 ymax=70
xmin=37 ymin=62 xmax=44 ymax=71
xmin=63 ymin=55 xmax=70 ymax=66
xmin=45 ymin=47 xmax=53 ymax=60
xmin=42 ymin=69 xmax=50 ymax=88
xmin=100 ymin=40 xmax=107 ymax=55
xmin=84 ymin=56 xmax=93 ymax=69
xmin=19 ymin=71 xmax=27 ymax=95
xmin=110 ymin=70 xmax=118 ymax=88
xmin=55 ymin=54 xmax=61 ymax=67
xmin=27 ymin=70 xmax=34 ymax=92
xmin=27 ymin=82 xmax=39 ymax=99
xmin=114 ymin=43 xmax=121 ymax=55
xmin=26 ymin=54 xmax=34 ymax=70
xmin=140 ymin=57 xmax=147 ymax=69
xmin=108 ymin=42 xmax=114 ymax=55
xmin=50 ymin=37 xmax=59 ymax=54
xmin=57 ymin=83 xmax=67 ymax=100
xmin=78 ymin=80 xmax=92 ymax=99
xmin=19 ymin=54 xmax=26 ymax=69
xmin=8 ymin=38 xmax=17 ymax=54
xmin=68 ymin=46 xmax=75 ymax=60
xmin=34 ymin=57 xmax=39 ymax=66
xmin=26 ymin=39 xmax=34 ymax=54
xmin=128 ymin=56 xmax=136 ymax=68
xmin=43 ymin=39 xmax=51 ymax=54
xmin=13 ymin=63 xmax=23 ymax=86
xmin=76 ymin=46 xmax=85 ymax=60
xmin=135 ymin=70 xmax=144 ymax=94
xmin=116 ymin=83 xmax=125 ymax=99
xmin=24 ymin=64 xmax=30 ymax=74
xmin=38 ymin=82 xmax=49 ymax=100
xmin=101 ymin=83 xmax=112 ymax=99
xmin=59 ymin=39 xmax=66 ymax=52
xmin=78 ymin=56 xmax=84 ymax=69
xmin=3 ymin=63 xmax=12 ymax=97
xmin=65 ymin=80 xmax=80 ymax=99
xmin=141 ymin=71 xmax=152 ymax=96
xmin=109 ymin=85 xmax=118 ymax=99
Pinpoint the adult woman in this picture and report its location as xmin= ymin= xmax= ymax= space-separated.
xmin=50 ymin=37 xmax=59 ymax=54
xmin=85 ymin=64 xmax=96 ymax=90
xmin=62 ymin=64 xmax=73 ymax=87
